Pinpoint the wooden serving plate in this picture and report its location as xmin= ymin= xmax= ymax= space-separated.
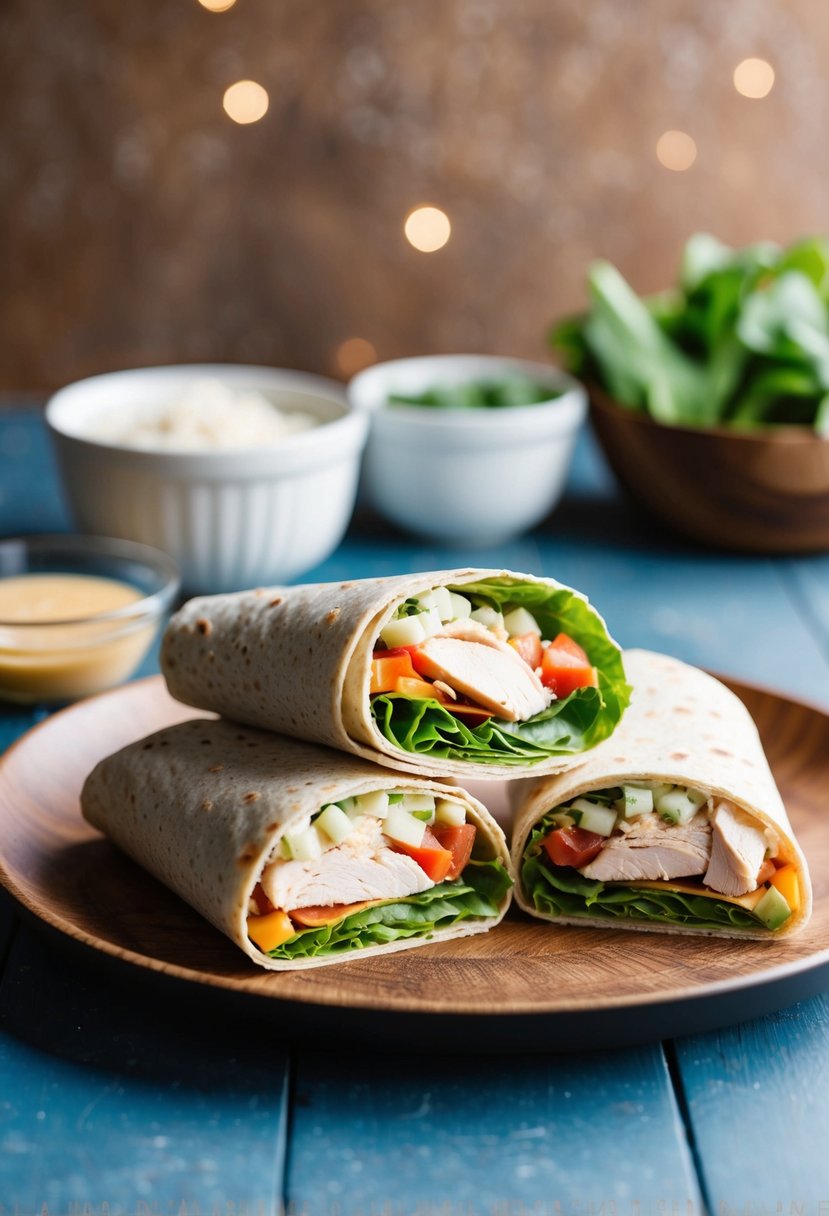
xmin=1 ymin=675 xmax=828 ymax=1050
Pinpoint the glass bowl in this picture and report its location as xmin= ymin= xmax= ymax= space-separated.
xmin=0 ymin=534 xmax=180 ymax=705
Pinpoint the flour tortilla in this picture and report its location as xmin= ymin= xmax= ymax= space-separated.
xmin=160 ymin=568 xmax=623 ymax=779
xmin=511 ymin=649 xmax=812 ymax=938
xmin=81 ymin=718 xmax=511 ymax=970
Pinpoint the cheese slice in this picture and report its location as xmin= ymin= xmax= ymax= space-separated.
xmin=620 ymin=879 xmax=767 ymax=912
xmin=288 ymin=897 xmax=390 ymax=928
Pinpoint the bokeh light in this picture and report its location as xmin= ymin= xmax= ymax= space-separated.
xmin=198 ymin=0 xmax=237 ymax=10
xmin=404 ymin=206 xmax=452 ymax=252
xmin=733 ymin=58 xmax=775 ymax=99
xmin=222 ymin=80 xmax=269 ymax=125
xmin=335 ymin=337 xmax=377 ymax=377
xmin=655 ymin=130 xmax=697 ymax=172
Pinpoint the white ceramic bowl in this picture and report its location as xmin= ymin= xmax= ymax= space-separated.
xmin=348 ymin=354 xmax=587 ymax=545
xmin=46 ymin=364 xmax=369 ymax=594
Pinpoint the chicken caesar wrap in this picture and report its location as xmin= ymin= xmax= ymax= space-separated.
xmin=81 ymin=719 xmax=512 ymax=969
xmin=513 ymin=650 xmax=811 ymax=938
xmin=161 ymin=569 xmax=630 ymax=779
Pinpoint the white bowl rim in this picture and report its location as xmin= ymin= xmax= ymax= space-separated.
xmin=347 ymin=353 xmax=586 ymax=432
xmin=45 ymin=363 xmax=367 ymax=465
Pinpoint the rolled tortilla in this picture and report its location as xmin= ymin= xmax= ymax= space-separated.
xmin=512 ymin=649 xmax=812 ymax=938
xmin=160 ymin=568 xmax=629 ymax=779
xmin=81 ymin=718 xmax=512 ymax=970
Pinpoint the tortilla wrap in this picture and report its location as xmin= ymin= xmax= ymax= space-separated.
xmin=160 ymin=568 xmax=628 ymax=779
xmin=81 ymin=718 xmax=512 ymax=970
xmin=512 ymin=649 xmax=811 ymax=938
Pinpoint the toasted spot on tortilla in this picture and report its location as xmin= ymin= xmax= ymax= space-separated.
xmin=201 ymin=799 xmax=213 ymax=812
xmin=243 ymin=792 xmax=261 ymax=803
xmin=670 ymin=751 xmax=689 ymax=760
xmin=237 ymin=848 xmax=258 ymax=865
xmin=196 ymin=618 xmax=212 ymax=636
xmin=142 ymin=742 xmax=154 ymax=750
xmin=269 ymin=597 xmax=283 ymax=608
xmin=208 ymin=764 xmax=224 ymax=773
xmin=326 ymin=609 xmax=340 ymax=624
xmin=711 ymin=747 xmax=732 ymax=757
xmin=673 ymin=706 xmax=691 ymax=714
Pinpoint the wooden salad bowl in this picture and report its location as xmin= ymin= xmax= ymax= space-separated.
xmin=589 ymin=388 xmax=829 ymax=553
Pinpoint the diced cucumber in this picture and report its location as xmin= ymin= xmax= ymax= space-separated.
xmin=411 ymin=810 xmax=435 ymax=822
xmin=335 ymin=796 xmax=357 ymax=815
xmin=435 ymin=798 xmax=467 ymax=827
xmin=470 ymin=605 xmax=505 ymax=631
xmin=417 ymin=587 xmax=453 ymax=621
xmin=503 ymin=606 xmax=542 ymax=638
xmin=402 ymin=793 xmax=436 ymax=814
xmin=650 ymin=783 xmax=675 ymax=804
xmin=569 ymin=798 xmax=617 ymax=837
xmin=387 ymin=792 xmax=404 ymax=805
xmin=284 ymin=824 xmax=324 ymax=861
xmin=419 ymin=607 xmax=443 ymax=638
xmin=619 ymin=784 xmax=654 ymax=819
xmin=384 ymin=805 xmax=427 ymax=849
xmin=380 ymin=614 xmax=426 ymax=648
xmin=448 ymin=592 xmax=472 ymax=619
xmin=316 ymin=804 xmax=355 ymax=845
xmin=655 ymin=787 xmax=707 ymax=826
xmin=753 ymin=884 xmax=792 ymax=930
xmin=354 ymin=790 xmax=389 ymax=819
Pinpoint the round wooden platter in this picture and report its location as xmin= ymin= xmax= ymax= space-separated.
xmin=1 ymin=674 xmax=828 ymax=1050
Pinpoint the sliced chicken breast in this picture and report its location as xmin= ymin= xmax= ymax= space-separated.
xmin=261 ymin=816 xmax=433 ymax=910
xmin=580 ymin=813 xmax=712 ymax=882
xmin=704 ymin=800 xmax=771 ymax=897
xmin=414 ymin=626 xmax=551 ymax=722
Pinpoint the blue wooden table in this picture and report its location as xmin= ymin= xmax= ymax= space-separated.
xmin=3 ymin=403 xmax=829 ymax=1211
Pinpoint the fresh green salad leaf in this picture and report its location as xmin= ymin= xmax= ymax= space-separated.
xmin=370 ymin=578 xmax=630 ymax=766
xmin=388 ymin=378 xmax=559 ymax=410
xmin=551 ymin=233 xmax=829 ymax=432
xmin=520 ymin=813 xmax=762 ymax=932
xmin=267 ymin=858 xmax=512 ymax=959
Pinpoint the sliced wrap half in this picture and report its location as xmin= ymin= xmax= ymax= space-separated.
xmin=160 ymin=568 xmax=629 ymax=779
xmin=513 ymin=649 xmax=811 ymax=938
xmin=81 ymin=719 xmax=512 ymax=970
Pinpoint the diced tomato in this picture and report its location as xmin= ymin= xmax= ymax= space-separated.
xmin=542 ymin=826 xmax=605 ymax=869
xmin=432 ymin=823 xmax=476 ymax=880
xmin=540 ymin=633 xmax=599 ymax=698
xmin=289 ymin=899 xmax=385 ymax=928
xmin=371 ymin=648 xmax=421 ymax=694
xmin=756 ymin=858 xmax=777 ymax=886
xmin=549 ymin=632 xmax=590 ymax=662
xmin=251 ymin=882 xmax=275 ymax=915
xmin=509 ymin=632 xmax=543 ymax=670
xmin=392 ymin=826 xmax=454 ymax=882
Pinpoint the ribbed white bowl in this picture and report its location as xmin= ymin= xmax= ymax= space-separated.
xmin=46 ymin=365 xmax=368 ymax=594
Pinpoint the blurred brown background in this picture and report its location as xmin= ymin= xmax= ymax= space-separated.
xmin=1 ymin=0 xmax=827 ymax=391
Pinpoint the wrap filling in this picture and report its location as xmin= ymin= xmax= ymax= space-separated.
xmin=369 ymin=578 xmax=629 ymax=766
xmin=521 ymin=781 xmax=800 ymax=932
xmin=248 ymin=787 xmax=511 ymax=959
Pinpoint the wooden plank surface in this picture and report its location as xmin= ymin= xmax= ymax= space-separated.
xmin=673 ymin=995 xmax=829 ymax=1209
xmin=0 ymin=925 xmax=290 ymax=1208
xmin=288 ymin=1047 xmax=702 ymax=1214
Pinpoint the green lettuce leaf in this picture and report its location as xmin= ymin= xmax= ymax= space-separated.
xmin=370 ymin=578 xmax=630 ymax=767
xmin=520 ymin=814 xmax=762 ymax=932
xmin=267 ymin=858 xmax=512 ymax=960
